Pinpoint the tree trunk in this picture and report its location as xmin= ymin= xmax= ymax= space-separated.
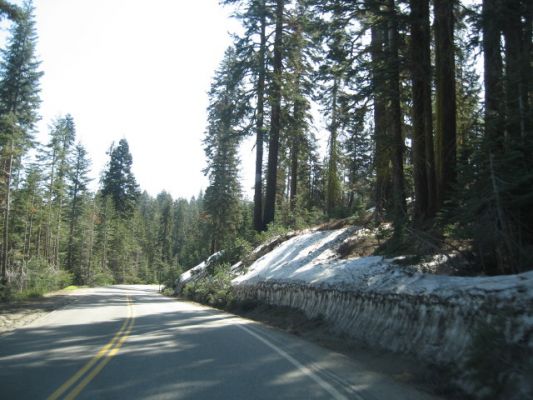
xmin=326 ymin=78 xmax=340 ymax=217
xmin=502 ymin=0 xmax=526 ymax=142
xmin=482 ymin=0 xmax=505 ymax=151
xmin=410 ymin=0 xmax=436 ymax=224
xmin=521 ymin=0 xmax=532 ymax=139
xmin=45 ymin=150 xmax=57 ymax=263
xmin=263 ymin=0 xmax=284 ymax=229
xmin=370 ymin=13 xmax=391 ymax=221
xmin=253 ymin=0 xmax=267 ymax=231
xmin=54 ymin=196 xmax=63 ymax=267
xmin=289 ymin=124 xmax=300 ymax=211
xmin=387 ymin=0 xmax=406 ymax=235
xmin=1 ymin=143 xmax=14 ymax=285
xmin=86 ymin=200 xmax=97 ymax=284
xmin=66 ymin=189 xmax=78 ymax=275
xmin=434 ymin=0 xmax=457 ymax=207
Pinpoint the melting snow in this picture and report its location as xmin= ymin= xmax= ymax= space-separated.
xmin=233 ymin=227 xmax=533 ymax=299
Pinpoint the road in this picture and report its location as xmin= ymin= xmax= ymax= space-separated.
xmin=0 ymin=285 xmax=439 ymax=399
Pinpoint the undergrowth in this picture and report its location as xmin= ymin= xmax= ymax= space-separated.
xmin=182 ymin=263 xmax=235 ymax=308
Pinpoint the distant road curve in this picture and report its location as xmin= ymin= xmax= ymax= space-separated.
xmin=0 ymin=285 xmax=439 ymax=399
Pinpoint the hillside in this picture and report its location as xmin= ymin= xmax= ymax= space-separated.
xmin=176 ymin=225 xmax=533 ymax=399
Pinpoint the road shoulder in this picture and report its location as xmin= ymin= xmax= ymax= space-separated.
xmin=0 ymin=289 xmax=81 ymax=335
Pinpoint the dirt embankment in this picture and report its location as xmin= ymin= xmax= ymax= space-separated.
xmin=0 ymin=290 xmax=78 ymax=335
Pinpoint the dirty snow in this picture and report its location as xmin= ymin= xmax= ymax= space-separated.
xmin=177 ymin=251 xmax=223 ymax=287
xmin=232 ymin=227 xmax=533 ymax=299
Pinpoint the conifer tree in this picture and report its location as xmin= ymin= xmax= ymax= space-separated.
xmin=410 ymin=0 xmax=437 ymax=223
xmin=156 ymin=191 xmax=173 ymax=265
xmin=284 ymin=0 xmax=316 ymax=217
xmin=315 ymin=4 xmax=348 ymax=217
xmin=101 ymin=139 xmax=139 ymax=218
xmin=0 ymin=1 xmax=19 ymax=21
xmin=263 ymin=0 xmax=285 ymax=229
xmin=221 ymin=0 xmax=274 ymax=232
xmin=367 ymin=1 xmax=392 ymax=221
xmin=66 ymin=143 xmax=91 ymax=281
xmin=434 ymin=0 xmax=457 ymax=207
xmin=203 ymin=48 xmax=244 ymax=252
xmin=0 ymin=1 xmax=42 ymax=283
xmin=41 ymin=115 xmax=76 ymax=266
xmin=385 ymin=0 xmax=406 ymax=236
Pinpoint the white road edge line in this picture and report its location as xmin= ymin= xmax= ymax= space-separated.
xmin=236 ymin=324 xmax=362 ymax=400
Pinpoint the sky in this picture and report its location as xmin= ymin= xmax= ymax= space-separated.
xmin=6 ymin=0 xmax=256 ymax=200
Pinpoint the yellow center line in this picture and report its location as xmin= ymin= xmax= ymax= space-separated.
xmin=47 ymin=295 xmax=135 ymax=400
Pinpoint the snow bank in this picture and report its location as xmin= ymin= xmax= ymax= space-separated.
xmin=232 ymin=227 xmax=533 ymax=367
xmin=174 ymin=251 xmax=223 ymax=293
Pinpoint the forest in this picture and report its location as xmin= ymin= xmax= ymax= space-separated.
xmin=0 ymin=0 xmax=531 ymax=300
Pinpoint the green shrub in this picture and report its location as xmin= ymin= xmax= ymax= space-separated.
xmin=2 ymin=258 xmax=74 ymax=301
xmin=210 ymin=239 xmax=252 ymax=273
xmin=182 ymin=263 xmax=234 ymax=308
xmin=90 ymin=271 xmax=115 ymax=286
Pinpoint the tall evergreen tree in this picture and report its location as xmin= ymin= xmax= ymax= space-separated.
xmin=156 ymin=191 xmax=173 ymax=265
xmin=66 ymin=143 xmax=91 ymax=281
xmin=0 ymin=0 xmax=42 ymax=283
xmin=222 ymin=0 xmax=274 ymax=232
xmin=253 ymin=0 xmax=268 ymax=231
xmin=316 ymin=4 xmax=348 ymax=217
xmin=41 ymin=115 xmax=76 ymax=266
xmin=367 ymin=1 xmax=392 ymax=221
xmin=203 ymin=48 xmax=244 ymax=252
xmin=263 ymin=0 xmax=285 ymax=229
xmin=434 ymin=0 xmax=457 ymax=207
xmin=284 ymin=0 xmax=316 ymax=217
xmin=101 ymin=139 xmax=139 ymax=218
xmin=410 ymin=0 xmax=437 ymax=223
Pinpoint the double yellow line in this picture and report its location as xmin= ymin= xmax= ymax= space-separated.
xmin=48 ymin=295 xmax=135 ymax=400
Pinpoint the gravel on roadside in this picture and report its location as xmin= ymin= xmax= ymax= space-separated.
xmin=0 ymin=290 xmax=79 ymax=335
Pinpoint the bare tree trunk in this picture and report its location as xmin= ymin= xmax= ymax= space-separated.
xmin=289 ymin=129 xmax=300 ymax=211
xmin=54 ymin=196 xmax=63 ymax=267
xmin=1 ymin=143 xmax=14 ymax=285
xmin=434 ymin=0 xmax=457 ymax=207
xmin=326 ymin=78 xmax=340 ymax=217
xmin=86 ymin=200 xmax=97 ymax=284
xmin=502 ymin=0 xmax=526 ymax=142
xmin=253 ymin=0 xmax=267 ymax=231
xmin=264 ymin=0 xmax=284 ymax=229
xmin=45 ymin=150 xmax=57 ymax=263
xmin=410 ymin=0 xmax=436 ymax=224
xmin=370 ymin=13 xmax=391 ymax=221
xmin=482 ymin=0 xmax=505 ymax=151
xmin=387 ymin=0 xmax=406 ymax=235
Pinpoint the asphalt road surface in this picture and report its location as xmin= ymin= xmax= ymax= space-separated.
xmin=0 ymin=285 xmax=439 ymax=399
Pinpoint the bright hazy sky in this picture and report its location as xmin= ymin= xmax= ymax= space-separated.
xmin=14 ymin=0 xmax=256 ymax=200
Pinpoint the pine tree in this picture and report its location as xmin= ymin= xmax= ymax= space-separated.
xmin=156 ymin=191 xmax=173 ymax=265
xmin=14 ymin=164 xmax=42 ymax=262
xmin=263 ymin=0 xmax=285 ymax=229
xmin=0 ymin=0 xmax=42 ymax=284
xmin=66 ymin=143 xmax=91 ymax=282
xmin=434 ymin=0 xmax=457 ymax=208
xmin=203 ymin=48 xmax=244 ymax=252
xmin=283 ymin=0 xmax=316 ymax=218
xmin=41 ymin=115 xmax=76 ymax=266
xmin=367 ymin=1 xmax=392 ymax=221
xmin=101 ymin=139 xmax=139 ymax=218
xmin=0 ymin=1 xmax=19 ymax=21
xmin=221 ymin=0 xmax=274 ymax=232
xmin=315 ymin=4 xmax=348 ymax=217
xmin=410 ymin=0 xmax=437 ymax=223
